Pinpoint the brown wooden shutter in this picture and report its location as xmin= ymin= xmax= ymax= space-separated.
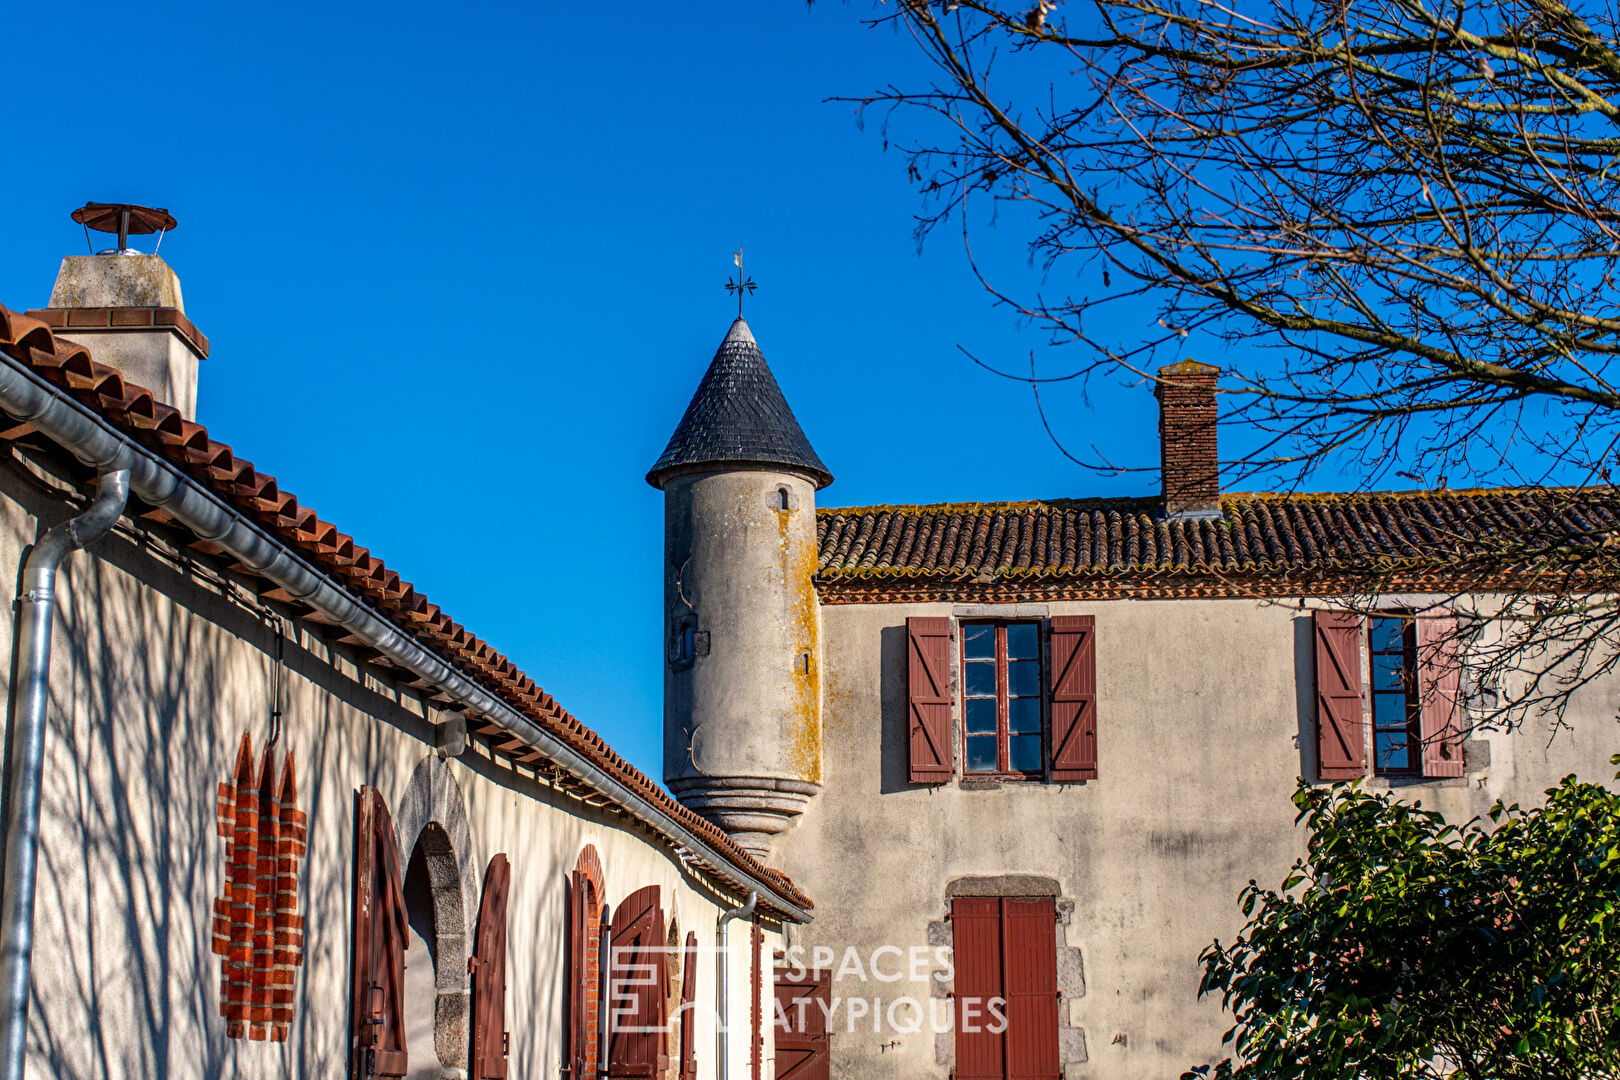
xmin=906 ymin=617 xmax=954 ymax=783
xmin=750 ymin=922 xmax=763 ymax=1080
xmin=1313 ymin=611 xmax=1367 ymax=780
xmin=1001 ymin=898 xmax=1060 ymax=1080
xmin=470 ymin=854 xmax=511 ymax=1079
xmin=773 ymin=967 xmax=831 ymax=1080
xmin=1417 ymin=610 xmax=1464 ymax=778
xmin=952 ymin=898 xmax=1005 ymax=1080
xmin=1047 ymin=616 xmax=1097 ymax=781
xmin=349 ymin=787 xmax=409 ymax=1079
xmin=606 ymin=885 xmax=669 ymax=1078
xmin=678 ymin=931 xmax=699 ymax=1080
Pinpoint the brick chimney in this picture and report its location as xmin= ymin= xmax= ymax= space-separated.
xmin=28 ymin=205 xmax=207 ymax=418
xmin=1155 ymin=359 xmax=1221 ymax=520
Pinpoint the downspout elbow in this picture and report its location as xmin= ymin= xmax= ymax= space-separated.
xmin=719 ymin=890 xmax=758 ymax=930
xmin=23 ymin=469 xmax=130 ymax=579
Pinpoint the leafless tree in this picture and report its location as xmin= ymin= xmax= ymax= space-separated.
xmin=838 ymin=0 xmax=1620 ymax=733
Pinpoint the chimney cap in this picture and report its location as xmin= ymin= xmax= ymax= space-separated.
xmin=1157 ymin=358 xmax=1220 ymax=379
xmin=70 ymin=202 xmax=176 ymax=254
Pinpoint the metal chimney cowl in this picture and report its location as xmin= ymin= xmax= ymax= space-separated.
xmin=29 ymin=253 xmax=208 ymax=420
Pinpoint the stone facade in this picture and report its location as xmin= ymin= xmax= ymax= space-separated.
xmin=766 ymin=596 xmax=1617 ymax=1079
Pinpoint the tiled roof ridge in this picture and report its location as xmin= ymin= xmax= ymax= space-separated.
xmin=819 ymin=486 xmax=1618 ymax=519
xmin=0 ymin=303 xmax=809 ymax=913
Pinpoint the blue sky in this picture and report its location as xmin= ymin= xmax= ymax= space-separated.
xmin=2 ymin=1 xmax=1203 ymax=775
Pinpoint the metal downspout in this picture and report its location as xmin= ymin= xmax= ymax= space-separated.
xmin=0 ymin=468 xmax=129 ymax=1080
xmin=716 ymin=890 xmax=758 ymax=1080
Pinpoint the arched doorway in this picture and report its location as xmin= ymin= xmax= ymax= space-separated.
xmin=401 ymin=822 xmax=470 ymax=1079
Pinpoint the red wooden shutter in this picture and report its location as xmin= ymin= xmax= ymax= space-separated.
xmin=350 ymin=787 xmax=409 ymax=1079
xmin=1048 ymin=616 xmax=1097 ymax=781
xmin=606 ymin=885 xmax=669 ymax=1078
xmin=1417 ymin=610 xmax=1464 ymax=778
xmin=471 ymin=854 xmax=511 ymax=1079
xmin=907 ymin=617 xmax=954 ymax=783
xmin=1313 ymin=611 xmax=1367 ymax=780
xmin=1001 ymin=899 xmax=1060 ymax=1080
xmin=952 ymin=898 xmax=1005 ymax=1080
xmin=750 ymin=922 xmax=763 ymax=1080
xmin=679 ymin=931 xmax=699 ymax=1080
xmin=773 ymin=967 xmax=830 ymax=1080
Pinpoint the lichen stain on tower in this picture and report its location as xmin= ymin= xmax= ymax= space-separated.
xmin=780 ymin=501 xmax=822 ymax=783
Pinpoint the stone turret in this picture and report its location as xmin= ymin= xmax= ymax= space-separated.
xmin=647 ymin=318 xmax=831 ymax=857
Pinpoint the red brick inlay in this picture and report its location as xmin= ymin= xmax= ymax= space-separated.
xmin=212 ymin=734 xmax=306 ymax=1041
xmin=575 ymin=845 xmax=607 ymax=1079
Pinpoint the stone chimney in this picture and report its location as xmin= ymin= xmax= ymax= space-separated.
xmin=27 ymin=205 xmax=207 ymax=418
xmin=1155 ymin=359 xmax=1221 ymax=520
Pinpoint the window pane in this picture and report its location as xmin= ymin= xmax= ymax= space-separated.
xmin=966 ymin=735 xmax=999 ymax=772
xmin=1008 ymin=660 xmax=1041 ymax=697
xmin=1006 ymin=623 xmax=1039 ymax=659
xmin=965 ymin=698 xmax=998 ymax=735
xmin=1371 ymin=662 xmax=1404 ymax=693
xmin=1373 ymin=692 xmax=1408 ymax=727
xmin=1008 ymin=735 xmax=1043 ymax=773
xmin=1376 ymin=731 xmax=1410 ymax=770
xmin=1008 ymin=697 xmax=1042 ymax=734
xmin=963 ymin=625 xmax=995 ymax=660
xmin=965 ymin=661 xmax=997 ymax=697
xmin=1370 ymin=617 xmax=1405 ymax=655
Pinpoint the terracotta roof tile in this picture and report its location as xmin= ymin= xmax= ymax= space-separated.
xmin=816 ymin=492 xmax=1620 ymax=588
xmin=0 ymin=303 xmax=809 ymax=916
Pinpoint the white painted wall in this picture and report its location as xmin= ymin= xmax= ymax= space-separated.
xmin=0 ymin=458 xmax=786 ymax=1080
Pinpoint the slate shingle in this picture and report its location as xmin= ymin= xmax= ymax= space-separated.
xmin=646 ymin=318 xmax=832 ymax=489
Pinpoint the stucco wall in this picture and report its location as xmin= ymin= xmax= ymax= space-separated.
xmin=0 ymin=456 xmax=781 ymax=1080
xmin=773 ymin=597 xmax=1620 ymax=1080
xmin=662 ymin=469 xmax=821 ymax=787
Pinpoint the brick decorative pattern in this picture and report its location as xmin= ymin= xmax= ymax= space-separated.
xmin=575 ymin=845 xmax=606 ymax=1080
xmin=25 ymin=305 xmax=210 ymax=358
xmin=1155 ymin=360 xmax=1220 ymax=518
xmin=212 ymin=734 xmax=306 ymax=1041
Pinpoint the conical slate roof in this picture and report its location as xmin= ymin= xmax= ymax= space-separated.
xmin=646 ymin=317 xmax=832 ymax=489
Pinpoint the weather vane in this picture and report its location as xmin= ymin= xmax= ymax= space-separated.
xmin=725 ymin=246 xmax=756 ymax=317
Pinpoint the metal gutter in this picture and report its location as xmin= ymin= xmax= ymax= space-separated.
xmin=0 ymin=468 xmax=129 ymax=1080
xmin=0 ymin=351 xmax=812 ymax=923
